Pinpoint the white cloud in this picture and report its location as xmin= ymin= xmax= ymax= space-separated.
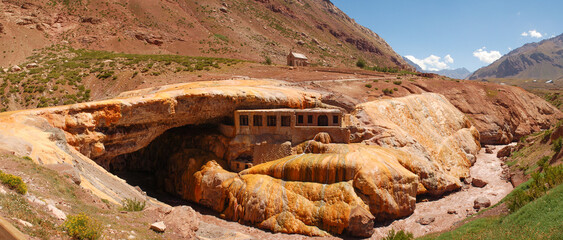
xmin=473 ymin=47 xmax=502 ymax=64
xmin=444 ymin=54 xmax=454 ymax=64
xmin=521 ymin=30 xmax=543 ymax=38
xmin=404 ymin=54 xmax=453 ymax=71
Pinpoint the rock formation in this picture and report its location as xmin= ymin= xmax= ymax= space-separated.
xmin=351 ymin=93 xmax=481 ymax=195
xmin=0 ymin=80 xmax=485 ymax=237
xmin=407 ymin=80 xmax=562 ymax=144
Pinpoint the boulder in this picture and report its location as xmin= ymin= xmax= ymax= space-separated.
xmin=485 ymin=147 xmax=493 ymax=154
xmin=497 ymin=145 xmax=514 ymax=158
xmin=163 ymin=206 xmax=199 ymax=239
xmin=416 ymin=216 xmax=435 ymax=225
xmin=473 ymin=197 xmax=491 ymax=210
xmin=346 ymin=206 xmax=375 ymax=237
xmin=80 ymin=17 xmax=102 ymax=24
xmin=16 ymin=17 xmax=35 ymax=25
xmin=472 ymin=178 xmax=488 ymax=188
xmin=219 ymin=7 xmax=228 ymax=13
xmin=313 ymin=132 xmax=331 ymax=144
xmin=134 ymin=32 xmax=164 ymax=46
xmin=47 ymin=204 xmax=67 ymax=220
xmin=26 ymin=63 xmax=39 ymax=68
xmin=26 ymin=195 xmax=46 ymax=206
xmin=11 ymin=65 xmax=22 ymax=72
xmin=447 ymin=209 xmax=457 ymax=214
xmin=16 ymin=219 xmax=33 ymax=227
xmin=463 ymin=177 xmax=473 ymax=185
xmin=150 ymin=221 xmax=166 ymax=232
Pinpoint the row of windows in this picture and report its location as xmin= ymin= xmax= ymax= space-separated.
xmin=296 ymin=115 xmax=339 ymax=125
xmin=240 ymin=114 xmax=339 ymax=127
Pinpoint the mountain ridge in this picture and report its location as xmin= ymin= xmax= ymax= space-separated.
xmin=402 ymin=56 xmax=471 ymax=79
xmin=469 ymin=33 xmax=563 ymax=80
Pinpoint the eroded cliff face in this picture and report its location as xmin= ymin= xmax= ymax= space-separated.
xmin=351 ymin=93 xmax=481 ymax=195
xmin=0 ymin=80 xmax=481 ymax=237
xmin=409 ymin=80 xmax=561 ymax=144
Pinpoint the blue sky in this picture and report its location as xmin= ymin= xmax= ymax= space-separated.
xmin=331 ymin=0 xmax=563 ymax=72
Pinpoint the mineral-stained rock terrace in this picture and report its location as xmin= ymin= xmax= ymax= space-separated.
xmin=0 ymin=79 xmax=558 ymax=237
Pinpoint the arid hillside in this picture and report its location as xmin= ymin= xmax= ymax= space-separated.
xmin=0 ymin=0 xmax=411 ymax=69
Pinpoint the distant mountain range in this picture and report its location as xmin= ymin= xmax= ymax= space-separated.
xmin=402 ymin=57 xmax=472 ymax=79
xmin=469 ymin=33 xmax=563 ymax=80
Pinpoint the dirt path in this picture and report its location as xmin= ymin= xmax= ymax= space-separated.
xmin=370 ymin=145 xmax=514 ymax=239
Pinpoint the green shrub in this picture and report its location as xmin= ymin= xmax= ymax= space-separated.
xmin=552 ymin=137 xmax=562 ymax=153
xmin=96 ymin=70 xmax=114 ymax=79
xmin=507 ymin=188 xmax=531 ymax=212
xmin=382 ymin=88 xmax=394 ymax=95
xmin=365 ymin=84 xmax=372 ymax=88
xmin=214 ymin=33 xmax=229 ymax=42
xmin=542 ymin=129 xmax=553 ymax=142
xmin=0 ymin=171 xmax=27 ymax=194
xmin=393 ymin=81 xmax=402 ymax=85
xmin=120 ymin=198 xmax=146 ymax=212
xmin=264 ymin=56 xmax=272 ymax=65
xmin=356 ymin=59 xmax=366 ymax=68
xmin=384 ymin=229 xmax=414 ymax=240
xmin=506 ymin=164 xmax=563 ymax=212
xmin=63 ymin=213 xmax=102 ymax=240
xmin=538 ymin=156 xmax=550 ymax=169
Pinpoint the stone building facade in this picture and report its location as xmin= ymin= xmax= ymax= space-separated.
xmin=287 ymin=51 xmax=309 ymax=67
xmin=227 ymin=108 xmax=350 ymax=171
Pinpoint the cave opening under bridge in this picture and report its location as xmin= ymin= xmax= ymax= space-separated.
xmin=105 ymin=124 xmax=232 ymax=207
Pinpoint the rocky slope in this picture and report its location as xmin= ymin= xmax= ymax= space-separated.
xmin=0 ymin=0 xmax=411 ymax=69
xmin=310 ymin=77 xmax=562 ymax=144
xmin=469 ymin=33 xmax=563 ymax=80
xmin=0 ymin=80 xmax=480 ymax=237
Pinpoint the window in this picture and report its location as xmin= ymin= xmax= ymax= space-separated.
xmin=333 ymin=115 xmax=339 ymax=125
xmin=297 ymin=115 xmax=304 ymax=124
xmin=240 ymin=115 xmax=249 ymax=126
xmin=281 ymin=116 xmax=291 ymax=127
xmin=253 ymin=115 xmax=263 ymax=126
xmin=318 ymin=115 xmax=328 ymax=126
xmin=307 ymin=115 xmax=313 ymax=124
xmin=267 ymin=115 xmax=277 ymax=126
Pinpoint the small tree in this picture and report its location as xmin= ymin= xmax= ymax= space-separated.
xmin=552 ymin=137 xmax=562 ymax=153
xmin=264 ymin=56 xmax=272 ymax=65
xmin=356 ymin=59 xmax=367 ymax=68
